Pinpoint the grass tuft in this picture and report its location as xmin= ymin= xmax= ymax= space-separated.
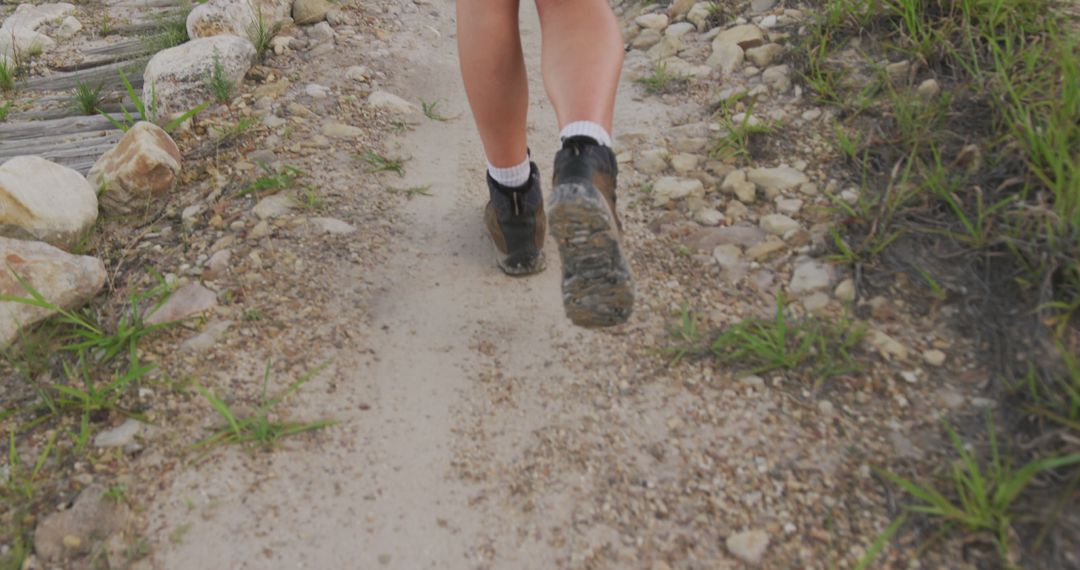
xmin=362 ymin=151 xmax=407 ymax=176
xmin=72 ymin=81 xmax=105 ymax=115
xmin=205 ymin=50 xmax=235 ymax=105
xmin=635 ymin=61 xmax=689 ymax=95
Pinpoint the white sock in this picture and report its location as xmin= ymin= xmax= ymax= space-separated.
xmin=487 ymin=156 xmax=531 ymax=188
xmin=559 ymin=121 xmax=613 ymax=147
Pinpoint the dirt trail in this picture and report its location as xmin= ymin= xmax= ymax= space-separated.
xmin=144 ymin=4 xmax=654 ymax=568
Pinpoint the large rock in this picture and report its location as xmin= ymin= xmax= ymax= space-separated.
xmin=0 ymin=238 xmax=106 ymax=348
xmin=144 ymin=282 xmax=218 ymax=325
xmin=86 ymin=122 xmax=182 ymax=217
xmin=712 ymin=24 xmax=765 ymax=51
xmin=186 ymin=0 xmax=292 ymax=40
xmin=747 ymin=166 xmax=808 ymax=190
xmin=0 ymin=156 xmax=98 ymax=249
xmin=292 ymin=0 xmax=333 ymax=25
xmin=0 ymin=3 xmax=75 ymax=58
xmin=652 ymin=177 xmax=705 ymax=207
xmin=143 ymin=35 xmax=256 ymax=120
xmin=34 ymin=485 xmax=130 ymax=563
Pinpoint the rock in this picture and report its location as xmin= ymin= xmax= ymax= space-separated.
xmin=186 ymin=0 xmax=291 ymax=40
xmin=321 ymin=122 xmax=364 ymax=139
xmin=801 ymin=109 xmax=822 ymax=121
xmin=646 ymin=36 xmax=682 ymax=60
xmin=760 ymin=14 xmax=779 ymax=28
xmin=631 ymin=28 xmax=663 ymax=50
xmin=311 ymin=217 xmax=356 ymax=235
xmin=684 ymin=225 xmax=766 ymax=251
xmin=713 ymin=24 xmax=765 ymax=50
xmin=712 ymin=244 xmax=742 ymax=268
xmin=0 ymin=156 xmax=98 ymax=249
xmin=269 ymin=34 xmax=294 ymax=54
xmin=635 ymin=13 xmax=669 ymax=30
xmin=182 ymin=320 xmax=233 ymax=352
xmin=86 ymin=122 xmax=182 ymax=217
xmin=635 ymin=149 xmax=670 ymax=174
xmin=726 ymin=530 xmax=770 ymax=564
xmin=868 ymin=329 xmax=908 ymax=360
xmin=886 ymin=60 xmax=911 ymax=83
xmin=707 ymin=42 xmax=744 ymax=74
xmin=733 ymin=181 xmax=757 ymax=203
xmin=745 ymin=43 xmax=783 ymax=67
xmin=292 ymin=0 xmax=332 ymax=25
xmin=746 ymin=166 xmax=808 ymax=190
xmin=917 ymin=78 xmax=941 ymax=99
xmin=693 ymin=208 xmax=724 ymax=227
xmin=345 ymin=65 xmax=370 ymax=82
xmin=759 ymin=214 xmax=799 ymax=236
xmin=34 ymin=485 xmax=129 ymax=563
xmin=834 ymin=278 xmax=855 ymax=301
xmin=661 ymin=56 xmax=710 ymax=80
xmin=94 ymin=419 xmax=142 ymax=448
xmin=776 ymin=197 xmax=803 ymax=215
xmin=56 ymin=16 xmax=82 ymax=39
xmin=762 ymin=64 xmax=792 ymax=93
xmin=666 ymin=22 xmax=695 ymax=38
xmin=923 ymin=349 xmax=946 ymax=367
xmin=803 ymin=292 xmax=829 ymax=312
xmin=305 ymin=83 xmax=329 ymax=98
xmin=720 ymin=169 xmax=746 ymax=192
xmin=670 ymin=153 xmax=701 ymax=174
xmin=725 ymin=199 xmax=749 ymax=221
xmin=204 ymin=249 xmax=231 ymax=278
xmin=789 ymin=259 xmax=832 ymax=293
xmin=668 ymin=0 xmax=696 ymax=18
xmin=686 ymin=2 xmax=712 ymax=30
xmin=145 ymin=283 xmax=217 ymax=325
xmin=253 ymin=193 xmax=294 ymax=219
xmin=308 ymin=21 xmax=335 ymax=42
xmin=0 ymin=238 xmax=105 ymax=348
xmin=746 ymin=237 xmax=785 ymax=260
xmin=2 ymin=3 xmax=75 ymax=32
xmin=367 ymin=90 xmax=418 ymax=114
xmin=653 ymin=177 xmax=705 ymax=207
xmin=182 ymin=204 xmax=205 ymax=229
xmin=750 ymin=0 xmax=777 ymax=12
xmin=144 ymin=35 xmax=255 ymax=120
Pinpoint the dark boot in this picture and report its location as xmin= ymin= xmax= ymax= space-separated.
xmin=484 ymin=162 xmax=547 ymax=276
xmin=547 ymin=136 xmax=634 ymax=327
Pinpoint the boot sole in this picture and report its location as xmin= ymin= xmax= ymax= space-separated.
xmin=548 ymin=181 xmax=634 ymax=327
xmin=495 ymin=249 xmax=547 ymax=276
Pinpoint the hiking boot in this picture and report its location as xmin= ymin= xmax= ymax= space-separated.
xmin=484 ymin=162 xmax=547 ymax=276
xmin=547 ymin=136 xmax=634 ymax=328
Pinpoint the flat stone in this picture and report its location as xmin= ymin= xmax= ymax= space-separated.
xmin=181 ymin=320 xmax=233 ymax=352
xmin=653 ymin=177 xmax=705 ymax=207
xmin=34 ymin=485 xmax=129 ymax=562
xmin=321 ymin=122 xmax=364 ymax=139
xmin=367 ymin=90 xmax=418 ymax=114
xmin=746 ymin=237 xmax=785 ymax=260
xmin=726 ymin=530 xmax=770 ymax=564
xmin=868 ymin=329 xmax=909 ymax=360
xmin=635 ymin=13 xmax=669 ymax=30
xmin=923 ymin=349 xmax=946 ymax=367
xmin=751 ymin=0 xmax=777 ymax=12
xmin=636 ymin=148 xmax=670 ymax=174
xmin=693 ymin=208 xmax=724 ymax=227
xmin=666 ymin=22 xmax=695 ymax=38
xmin=93 ymin=419 xmax=142 ymax=448
xmin=802 ymin=292 xmax=830 ymax=312
xmin=707 ymin=41 xmax=743 ymax=73
xmin=745 ymin=43 xmax=783 ymax=67
xmin=834 ymin=278 xmax=855 ymax=301
xmin=713 ymin=24 xmax=764 ymax=50
xmin=762 ymin=64 xmax=792 ymax=93
xmin=253 ymin=194 xmax=295 ymax=219
xmin=760 ymin=214 xmax=799 ymax=236
xmin=747 ymin=166 xmax=808 ymax=190
xmin=631 ymin=28 xmax=663 ymax=50
xmin=293 ymin=0 xmax=333 ymax=25
xmin=670 ymin=153 xmax=701 ymax=174
xmin=311 ymin=217 xmax=356 ymax=235
xmin=144 ymin=282 xmax=217 ymax=325
xmin=685 ymin=225 xmax=767 ymax=251
xmin=789 ymin=259 xmax=832 ymax=293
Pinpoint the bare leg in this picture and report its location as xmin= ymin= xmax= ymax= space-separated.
xmin=456 ymin=0 xmax=529 ymax=168
xmin=535 ymin=0 xmax=624 ymax=133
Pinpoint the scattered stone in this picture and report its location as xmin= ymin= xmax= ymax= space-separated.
xmin=56 ymin=16 xmax=82 ymax=39
xmin=653 ymin=177 xmax=705 ymax=207
xmin=308 ymin=21 xmax=335 ymax=43
xmin=665 ymin=22 xmax=695 ymax=39
xmin=745 ymin=43 xmax=783 ymax=67
xmin=670 ymin=153 xmax=701 ymax=174
xmin=789 ymin=259 xmax=832 ymax=293
xmin=733 ymin=181 xmax=757 ymax=204
xmin=801 ymin=109 xmax=822 ymax=121
xmin=923 ymin=349 xmax=946 ymax=367
xmin=684 ymin=225 xmax=767 ymax=251
xmin=713 ymin=24 xmax=765 ymax=50
xmin=707 ymin=42 xmax=744 ymax=74
xmin=305 ymin=83 xmax=330 ymax=98
xmin=775 ymin=197 xmax=803 ymax=215
xmin=253 ymin=194 xmax=295 ymax=219
xmin=0 ymin=238 xmax=105 ymax=348
xmin=726 ymin=530 xmax=770 ymax=564
xmin=94 ymin=419 xmax=142 ymax=448
xmin=87 ymin=122 xmax=182 ymax=217
xmin=0 ymin=156 xmax=98 ymax=249
xmin=182 ymin=204 xmax=205 ymax=229
xmin=144 ymin=35 xmax=256 ymax=120
xmin=834 ymin=278 xmax=855 ymax=302
xmin=635 ymin=13 xmax=669 ymax=30
xmin=746 ymin=237 xmax=785 ymax=260
xmin=204 ymin=249 xmax=231 ymax=278
xmin=721 ymin=169 xmax=746 ymax=192
xmin=712 ymin=244 xmax=747 ymax=282
xmin=750 ymin=0 xmax=777 ymax=12
xmin=693 ymin=208 xmax=724 ymax=227
xmin=145 ymin=283 xmax=217 ymax=325
xmin=747 ymin=166 xmax=808 ymax=190
xmin=321 ymin=122 xmax=364 ymax=139
xmin=686 ymin=2 xmax=712 ymax=30
xmin=311 ymin=217 xmax=356 ymax=235
xmin=34 ymin=485 xmax=130 ymax=563
xmin=762 ymin=64 xmax=792 ymax=93
xmin=293 ymin=0 xmax=333 ymax=25
xmin=886 ymin=59 xmax=911 ymax=83
xmin=182 ymin=320 xmax=233 ymax=352
xmin=917 ymin=78 xmax=941 ymax=99
xmin=186 ymin=0 xmax=291 ymax=40
xmin=803 ymin=292 xmax=830 ymax=312
xmin=668 ymin=0 xmax=696 ymax=18
xmin=646 ymin=36 xmax=682 ymax=60
xmin=636 ymin=148 xmax=670 ymax=174
xmin=631 ymin=28 xmax=663 ymax=50
xmin=368 ymin=90 xmax=419 ymax=114
xmin=868 ymin=329 xmax=909 ymax=360
xmin=759 ymin=214 xmax=799 ymax=236
xmin=345 ymin=65 xmax=370 ymax=82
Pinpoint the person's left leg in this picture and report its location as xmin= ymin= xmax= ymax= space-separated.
xmin=534 ymin=0 xmax=635 ymax=327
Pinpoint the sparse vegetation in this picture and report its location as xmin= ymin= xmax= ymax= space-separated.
xmin=239 ymin=162 xmax=303 ymax=197
xmin=635 ymin=61 xmax=689 ymax=95
xmin=0 ymin=100 xmax=11 ymax=122
xmin=420 ymin=99 xmax=450 ymax=121
xmin=205 ymin=51 xmax=236 ymax=104
xmin=386 ymin=185 xmax=433 ymax=199
xmin=247 ymin=6 xmax=282 ymax=62
xmin=72 ymin=81 xmax=104 ymax=115
xmin=362 ymin=151 xmax=407 ymax=176
xmin=0 ymin=57 xmax=15 ymax=92
xmin=143 ymin=12 xmax=188 ymax=52
xmin=100 ymin=69 xmax=208 ymax=132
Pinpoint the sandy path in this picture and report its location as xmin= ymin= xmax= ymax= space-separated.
xmin=143 ymin=3 xmax=650 ymax=568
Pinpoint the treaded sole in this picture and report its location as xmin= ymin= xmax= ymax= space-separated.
xmin=548 ymin=181 xmax=634 ymax=328
xmin=496 ymin=250 xmax=547 ymax=276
